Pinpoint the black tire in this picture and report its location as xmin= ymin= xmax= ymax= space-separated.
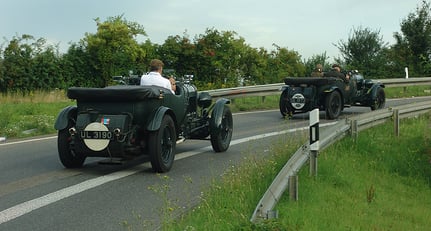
xmin=325 ymin=90 xmax=342 ymax=119
xmin=371 ymin=87 xmax=385 ymax=110
xmin=279 ymin=91 xmax=291 ymax=117
xmin=58 ymin=128 xmax=85 ymax=168
xmin=149 ymin=115 xmax=176 ymax=173
xmin=210 ymin=105 xmax=233 ymax=152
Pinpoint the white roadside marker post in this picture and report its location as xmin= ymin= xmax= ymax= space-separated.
xmin=309 ymin=108 xmax=319 ymax=176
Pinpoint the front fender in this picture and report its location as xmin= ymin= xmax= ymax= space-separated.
xmin=368 ymin=83 xmax=385 ymax=98
xmin=210 ymin=98 xmax=230 ymax=130
xmin=147 ymin=106 xmax=172 ymax=131
xmin=54 ymin=106 xmax=77 ymax=130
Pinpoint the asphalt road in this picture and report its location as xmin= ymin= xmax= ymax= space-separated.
xmin=0 ymin=97 xmax=429 ymax=230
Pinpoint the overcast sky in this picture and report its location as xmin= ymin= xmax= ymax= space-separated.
xmin=0 ymin=0 xmax=421 ymax=60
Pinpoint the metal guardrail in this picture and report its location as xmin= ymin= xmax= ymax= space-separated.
xmin=205 ymin=76 xmax=431 ymax=222
xmin=207 ymin=77 xmax=431 ymax=99
xmin=250 ymin=100 xmax=431 ymax=222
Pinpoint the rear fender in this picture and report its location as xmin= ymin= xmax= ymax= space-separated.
xmin=147 ymin=106 xmax=175 ymax=131
xmin=323 ymin=85 xmax=339 ymax=94
xmin=54 ymin=106 xmax=77 ymax=130
xmin=280 ymin=85 xmax=289 ymax=91
xmin=323 ymin=87 xmax=344 ymax=104
xmin=210 ymin=98 xmax=230 ymax=130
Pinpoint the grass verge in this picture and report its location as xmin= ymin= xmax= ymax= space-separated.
xmin=385 ymin=85 xmax=431 ymax=98
xmin=0 ymin=90 xmax=74 ymax=138
xmin=165 ymin=113 xmax=431 ymax=230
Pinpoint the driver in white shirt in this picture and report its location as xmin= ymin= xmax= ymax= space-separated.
xmin=140 ymin=59 xmax=175 ymax=94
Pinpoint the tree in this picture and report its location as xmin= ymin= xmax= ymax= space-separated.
xmin=393 ymin=0 xmax=431 ymax=76
xmin=0 ymin=34 xmax=62 ymax=92
xmin=193 ymin=28 xmax=249 ymax=88
xmin=1 ymin=35 xmax=34 ymax=92
xmin=264 ymin=44 xmax=306 ymax=83
xmin=81 ymin=15 xmax=147 ymax=87
xmin=31 ymin=43 xmax=63 ymax=89
xmin=238 ymin=46 xmax=267 ymax=85
xmin=335 ymin=26 xmax=388 ymax=78
xmin=158 ymin=32 xmax=197 ymax=78
xmin=60 ymin=43 xmax=98 ymax=87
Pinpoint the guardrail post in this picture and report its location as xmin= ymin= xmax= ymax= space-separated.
xmin=310 ymin=151 xmax=318 ymax=176
xmin=350 ymin=119 xmax=358 ymax=140
xmin=394 ymin=109 xmax=400 ymax=137
xmin=289 ymin=174 xmax=298 ymax=201
xmin=266 ymin=210 xmax=278 ymax=219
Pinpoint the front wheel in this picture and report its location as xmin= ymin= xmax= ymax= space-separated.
xmin=371 ymin=87 xmax=385 ymax=110
xmin=210 ymin=105 xmax=233 ymax=152
xmin=58 ymin=128 xmax=85 ymax=168
xmin=149 ymin=115 xmax=176 ymax=173
xmin=325 ymin=90 xmax=342 ymax=119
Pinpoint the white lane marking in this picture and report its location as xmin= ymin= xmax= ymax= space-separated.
xmin=0 ymin=136 xmax=56 ymax=146
xmin=0 ymin=168 xmax=139 ymax=224
xmin=0 ymin=122 xmax=337 ymax=224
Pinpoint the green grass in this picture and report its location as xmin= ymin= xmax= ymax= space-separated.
xmin=0 ymin=90 xmax=75 ymax=139
xmin=275 ymin=114 xmax=431 ymax=230
xmin=385 ymin=85 xmax=431 ymax=98
xmin=165 ymin=113 xmax=431 ymax=230
xmin=229 ymin=95 xmax=280 ymax=112
xmin=156 ymin=135 xmax=306 ymax=231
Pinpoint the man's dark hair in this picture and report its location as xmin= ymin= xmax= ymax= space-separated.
xmin=149 ymin=59 xmax=164 ymax=72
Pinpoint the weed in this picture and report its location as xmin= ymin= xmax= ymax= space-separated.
xmin=366 ymin=184 xmax=375 ymax=204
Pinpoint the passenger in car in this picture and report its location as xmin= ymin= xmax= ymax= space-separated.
xmin=169 ymin=75 xmax=177 ymax=93
xmin=323 ymin=64 xmax=350 ymax=83
xmin=140 ymin=59 xmax=175 ymax=94
xmin=310 ymin=64 xmax=324 ymax=77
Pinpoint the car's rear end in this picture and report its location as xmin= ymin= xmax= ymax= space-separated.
xmin=280 ymin=77 xmax=335 ymax=117
xmin=55 ymin=85 xmax=171 ymax=168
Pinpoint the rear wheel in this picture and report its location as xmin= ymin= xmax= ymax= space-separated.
xmin=210 ymin=105 xmax=233 ymax=152
xmin=371 ymin=87 xmax=385 ymax=110
xmin=325 ymin=91 xmax=342 ymax=119
xmin=149 ymin=115 xmax=176 ymax=173
xmin=279 ymin=91 xmax=291 ymax=117
xmin=58 ymin=126 xmax=85 ymax=168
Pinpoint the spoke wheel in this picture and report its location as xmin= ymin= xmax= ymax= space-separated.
xmin=325 ymin=91 xmax=342 ymax=119
xmin=58 ymin=126 xmax=85 ymax=168
xmin=371 ymin=87 xmax=385 ymax=110
xmin=210 ymin=106 xmax=233 ymax=152
xmin=149 ymin=115 xmax=176 ymax=173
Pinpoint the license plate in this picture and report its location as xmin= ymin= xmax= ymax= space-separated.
xmin=292 ymin=98 xmax=305 ymax=103
xmin=80 ymin=130 xmax=113 ymax=140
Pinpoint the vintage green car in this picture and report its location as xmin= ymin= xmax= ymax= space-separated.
xmin=279 ymin=72 xmax=385 ymax=119
xmin=54 ymin=76 xmax=233 ymax=172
